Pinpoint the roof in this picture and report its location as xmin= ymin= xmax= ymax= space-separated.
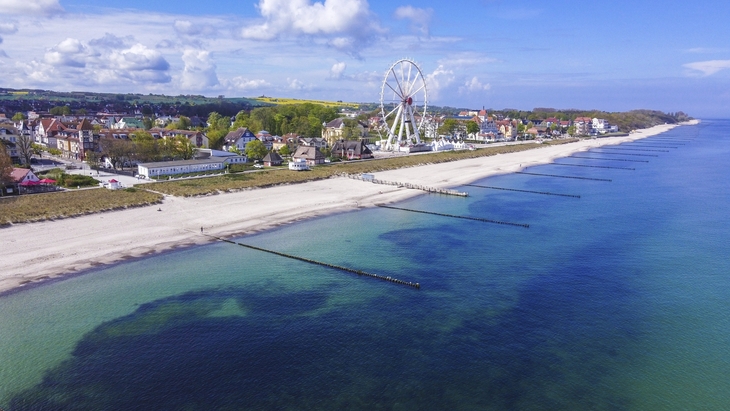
xmin=324 ymin=118 xmax=345 ymax=128
xmin=263 ymin=151 xmax=283 ymax=163
xmin=292 ymin=146 xmax=325 ymax=160
xmin=138 ymin=158 xmax=227 ymax=169
xmin=224 ymin=127 xmax=256 ymax=143
xmin=331 ymin=140 xmax=373 ymax=156
xmin=9 ymin=168 xmax=31 ymax=183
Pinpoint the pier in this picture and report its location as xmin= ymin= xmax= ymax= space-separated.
xmin=206 ymin=234 xmax=421 ymax=289
xmin=345 ymin=173 xmax=468 ymax=197
xmin=465 ymin=184 xmax=580 ymax=198
xmin=571 ymin=156 xmax=649 ymax=163
xmin=552 ymin=163 xmax=635 ymax=170
xmin=377 ymin=204 xmax=529 ymax=228
xmin=516 ymin=172 xmax=612 ymax=182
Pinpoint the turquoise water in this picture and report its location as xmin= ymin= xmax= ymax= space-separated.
xmin=1 ymin=120 xmax=729 ymax=409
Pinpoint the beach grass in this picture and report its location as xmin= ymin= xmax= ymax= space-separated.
xmin=0 ymin=187 xmax=164 ymax=225
xmin=148 ymin=140 xmax=578 ymax=197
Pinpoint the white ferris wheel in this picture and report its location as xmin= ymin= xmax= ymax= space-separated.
xmin=379 ymin=58 xmax=428 ymax=151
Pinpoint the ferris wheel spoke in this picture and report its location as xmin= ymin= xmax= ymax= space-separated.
xmin=385 ymin=79 xmax=404 ymax=100
xmin=409 ymin=82 xmax=426 ymax=99
xmin=389 ymin=68 xmax=405 ymax=97
xmin=383 ymin=105 xmax=400 ymax=119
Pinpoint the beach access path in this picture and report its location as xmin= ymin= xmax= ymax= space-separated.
xmin=0 ymin=123 xmax=689 ymax=294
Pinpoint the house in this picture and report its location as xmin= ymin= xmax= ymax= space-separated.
xmin=223 ymin=127 xmax=257 ymax=152
xmin=4 ymin=167 xmax=40 ymax=195
xmin=298 ymin=137 xmax=327 ymax=149
xmin=0 ymin=126 xmax=20 ymax=163
xmin=330 ymin=140 xmax=373 ymax=160
xmin=138 ymin=158 xmax=226 ymax=179
xmin=164 ymin=130 xmax=209 ymax=149
xmin=112 ymin=117 xmax=144 ymax=130
xmin=321 ymin=118 xmax=367 ymax=146
xmin=262 ymin=151 xmax=283 ymax=167
xmin=292 ymin=146 xmax=325 ymax=166
xmin=101 ymin=179 xmax=123 ymax=190
xmin=36 ymin=118 xmax=66 ymax=148
xmin=573 ymin=117 xmax=593 ymax=135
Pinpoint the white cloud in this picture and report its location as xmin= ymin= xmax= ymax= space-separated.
xmin=330 ymin=61 xmax=346 ymax=79
xmin=394 ymin=6 xmax=433 ymax=36
xmin=110 ymin=44 xmax=169 ymax=71
xmin=224 ymin=77 xmax=270 ymax=91
xmin=89 ymin=33 xmax=133 ymax=49
xmin=241 ymin=0 xmax=384 ymax=52
xmin=287 ymin=77 xmax=305 ymax=90
xmin=44 ymin=38 xmax=95 ymax=68
xmin=683 ymin=60 xmax=730 ymax=76
xmin=425 ymin=65 xmax=455 ymax=101
xmin=459 ymin=76 xmax=491 ymax=94
xmin=180 ymin=49 xmax=219 ymax=89
xmin=685 ymin=47 xmax=728 ymax=54
xmin=0 ymin=0 xmax=63 ymax=14
xmin=0 ymin=22 xmax=18 ymax=44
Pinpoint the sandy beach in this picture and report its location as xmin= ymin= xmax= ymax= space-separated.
xmin=0 ymin=122 xmax=694 ymax=294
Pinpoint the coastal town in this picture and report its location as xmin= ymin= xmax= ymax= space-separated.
xmin=0 ymin=89 xmax=689 ymax=195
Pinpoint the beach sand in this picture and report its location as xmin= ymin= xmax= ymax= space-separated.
xmin=0 ymin=123 xmax=694 ymax=294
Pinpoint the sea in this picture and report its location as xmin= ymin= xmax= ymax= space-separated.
xmin=1 ymin=120 xmax=728 ymax=410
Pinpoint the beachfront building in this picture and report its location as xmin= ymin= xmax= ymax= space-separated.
xmin=330 ymin=140 xmax=373 ymax=160
xmin=137 ymin=152 xmax=245 ymax=179
xmin=573 ymin=117 xmax=593 ymax=136
xmin=292 ymin=146 xmax=325 ymax=166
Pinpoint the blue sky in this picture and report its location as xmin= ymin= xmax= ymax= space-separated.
xmin=1 ymin=0 xmax=728 ymax=117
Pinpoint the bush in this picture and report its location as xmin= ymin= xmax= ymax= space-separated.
xmin=59 ymin=174 xmax=99 ymax=188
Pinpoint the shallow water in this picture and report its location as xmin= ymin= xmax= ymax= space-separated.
xmin=1 ymin=120 xmax=729 ymax=410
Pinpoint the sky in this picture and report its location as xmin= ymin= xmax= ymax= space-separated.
xmin=1 ymin=0 xmax=729 ymax=117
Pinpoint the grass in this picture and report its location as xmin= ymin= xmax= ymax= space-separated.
xmin=252 ymin=96 xmax=359 ymax=108
xmin=1 ymin=139 xmax=578 ymax=223
xmin=0 ymin=188 xmax=163 ymax=225
xmin=147 ymin=139 xmax=578 ymax=197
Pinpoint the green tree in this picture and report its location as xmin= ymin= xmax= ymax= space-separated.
xmin=245 ymin=139 xmax=267 ymax=161
xmin=232 ymin=110 xmax=250 ymax=129
xmin=341 ymin=119 xmax=362 ymax=141
xmin=167 ymin=115 xmax=191 ymax=130
xmin=466 ymin=121 xmax=480 ymax=135
xmin=85 ymin=150 xmax=101 ymax=170
xmin=567 ymin=125 xmax=576 ymax=136
xmin=130 ymin=131 xmax=159 ymax=162
xmin=172 ymin=135 xmax=194 ymax=160
xmin=142 ymin=117 xmax=154 ymax=130
xmin=50 ymin=106 xmax=71 ymax=116
xmin=279 ymin=144 xmax=291 ymax=157
xmin=12 ymin=112 xmax=26 ymax=121
xmin=438 ymin=119 xmax=458 ymax=136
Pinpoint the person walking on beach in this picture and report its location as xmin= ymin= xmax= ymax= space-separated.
xmin=200 ymin=226 xmax=203 ymax=233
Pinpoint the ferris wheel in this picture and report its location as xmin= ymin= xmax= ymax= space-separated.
xmin=379 ymin=58 xmax=428 ymax=151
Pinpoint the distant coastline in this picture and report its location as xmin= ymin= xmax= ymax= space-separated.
xmin=0 ymin=121 xmax=699 ymax=295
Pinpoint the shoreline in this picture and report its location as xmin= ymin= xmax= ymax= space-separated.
xmin=0 ymin=121 xmax=698 ymax=295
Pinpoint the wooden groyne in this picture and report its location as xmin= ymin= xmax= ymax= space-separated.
xmin=377 ymin=204 xmax=529 ymax=228
xmin=345 ymin=173 xmax=468 ymax=197
xmin=571 ymin=156 xmax=649 ymax=163
xmin=516 ymin=172 xmax=612 ymax=182
xmin=207 ymin=234 xmax=420 ymax=290
xmin=628 ymin=144 xmax=680 ymax=148
xmin=465 ymin=184 xmax=580 ymax=198
xmin=600 ymin=147 xmax=669 ymax=153
xmin=593 ymin=151 xmax=658 ymax=157
xmin=552 ymin=162 xmax=635 ymax=171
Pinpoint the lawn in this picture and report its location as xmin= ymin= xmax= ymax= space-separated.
xmin=0 ymin=188 xmax=163 ymax=225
